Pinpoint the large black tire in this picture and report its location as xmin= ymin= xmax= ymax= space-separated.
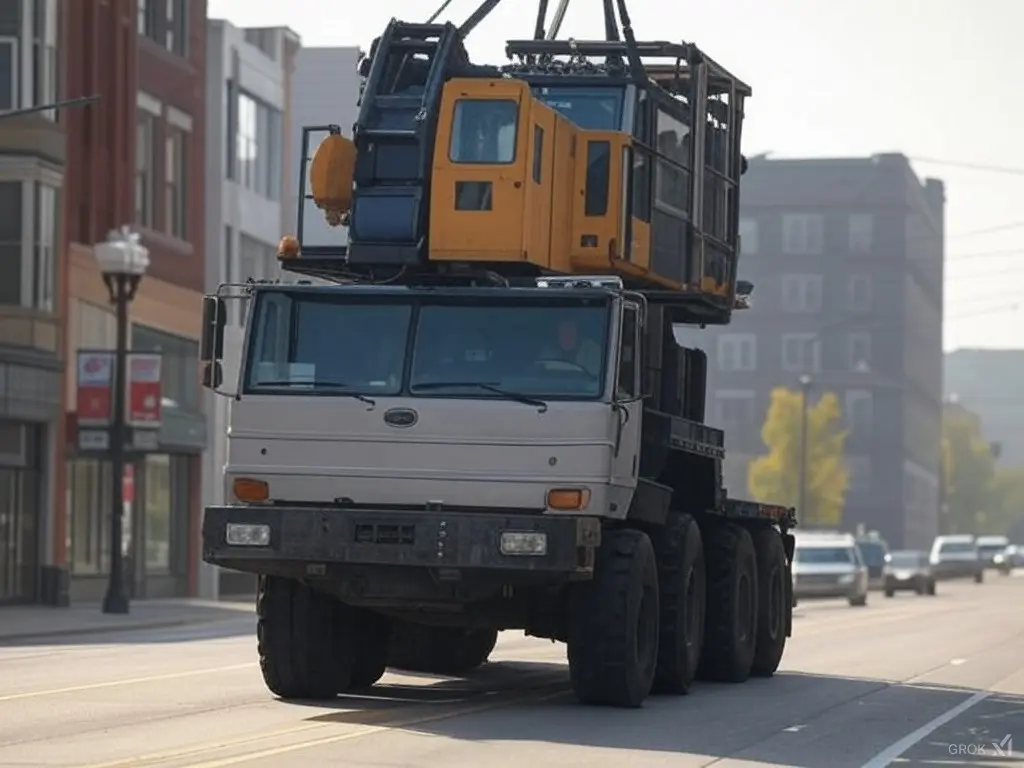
xmin=697 ymin=523 xmax=758 ymax=683
xmin=257 ymin=576 xmax=357 ymax=699
xmin=350 ymin=611 xmax=393 ymax=688
xmin=750 ymin=527 xmax=788 ymax=678
xmin=567 ymin=528 xmax=659 ymax=707
xmin=388 ymin=625 xmax=498 ymax=676
xmin=650 ymin=514 xmax=705 ymax=694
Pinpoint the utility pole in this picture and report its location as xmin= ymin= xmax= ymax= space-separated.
xmin=798 ymin=374 xmax=812 ymax=523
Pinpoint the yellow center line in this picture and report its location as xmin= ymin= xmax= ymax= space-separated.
xmin=0 ymin=664 xmax=257 ymax=703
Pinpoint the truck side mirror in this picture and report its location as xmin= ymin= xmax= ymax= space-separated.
xmin=202 ymin=361 xmax=223 ymax=389
xmin=201 ymin=296 xmax=227 ymax=361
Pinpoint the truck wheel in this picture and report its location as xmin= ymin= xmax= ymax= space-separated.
xmin=388 ymin=625 xmax=497 ymax=676
xmin=651 ymin=513 xmax=705 ymax=694
xmin=349 ymin=611 xmax=392 ymax=689
xmin=256 ymin=576 xmax=356 ymax=699
xmin=697 ymin=523 xmax=758 ymax=683
xmin=749 ymin=527 xmax=788 ymax=678
xmin=567 ymin=528 xmax=659 ymax=707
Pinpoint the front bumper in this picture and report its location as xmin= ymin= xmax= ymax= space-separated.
xmin=202 ymin=505 xmax=600 ymax=579
xmin=793 ymin=575 xmax=858 ymax=599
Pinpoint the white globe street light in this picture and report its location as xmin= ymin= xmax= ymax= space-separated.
xmin=94 ymin=227 xmax=150 ymax=615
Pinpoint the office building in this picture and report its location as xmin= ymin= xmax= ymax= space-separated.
xmin=944 ymin=348 xmax=1024 ymax=467
xmin=697 ymin=154 xmax=945 ymax=548
xmin=202 ymin=21 xmax=300 ymax=598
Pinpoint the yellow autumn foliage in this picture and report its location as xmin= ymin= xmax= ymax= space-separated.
xmin=747 ymin=386 xmax=849 ymax=527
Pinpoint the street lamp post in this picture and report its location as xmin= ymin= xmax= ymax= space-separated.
xmin=797 ymin=374 xmax=812 ymax=522
xmin=94 ymin=228 xmax=150 ymax=615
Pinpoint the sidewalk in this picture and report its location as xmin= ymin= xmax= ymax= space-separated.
xmin=0 ymin=598 xmax=255 ymax=643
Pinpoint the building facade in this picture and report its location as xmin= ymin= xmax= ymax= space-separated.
xmin=0 ymin=0 xmax=64 ymax=605
xmin=61 ymin=0 xmax=208 ymax=604
xmin=944 ymin=349 xmax=1024 ymax=468
xmin=201 ymin=21 xmax=299 ymax=598
xmin=696 ymin=154 xmax=945 ymax=548
xmin=287 ymin=47 xmax=361 ymax=244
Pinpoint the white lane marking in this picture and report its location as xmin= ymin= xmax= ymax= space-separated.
xmin=859 ymin=690 xmax=991 ymax=768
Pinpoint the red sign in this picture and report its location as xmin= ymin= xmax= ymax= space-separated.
xmin=76 ymin=351 xmax=114 ymax=424
xmin=122 ymin=465 xmax=135 ymax=504
xmin=128 ymin=353 xmax=163 ymax=427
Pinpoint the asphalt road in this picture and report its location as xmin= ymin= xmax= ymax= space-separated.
xmin=2 ymin=574 xmax=1023 ymax=768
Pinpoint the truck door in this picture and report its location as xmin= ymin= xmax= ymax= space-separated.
xmin=610 ymin=301 xmax=642 ymax=501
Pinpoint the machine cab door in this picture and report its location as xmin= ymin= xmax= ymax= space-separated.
xmin=609 ymin=300 xmax=642 ymax=503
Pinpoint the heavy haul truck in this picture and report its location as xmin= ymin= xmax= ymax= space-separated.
xmin=199 ymin=0 xmax=797 ymax=708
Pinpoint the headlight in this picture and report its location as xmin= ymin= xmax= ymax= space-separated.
xmin=838 ymin=573 xmax=855 ymax=584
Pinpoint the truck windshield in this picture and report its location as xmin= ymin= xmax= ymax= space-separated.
xmin=409 ymin=302 xmax=608 ymax=399
xmin=531 ymin=86 xmax=624 ymax=130
xmin=242 ymin=292 xmax=609 ymax=399
xmin=244 ymin=293 xmax=412 ymax=395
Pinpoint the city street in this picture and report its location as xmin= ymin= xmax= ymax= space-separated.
xmin=1 ymin=576 xmax=1023 ymax=768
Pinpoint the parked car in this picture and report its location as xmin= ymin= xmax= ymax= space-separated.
xmin=855 ymin=533 xmax=891 ymax=591
xmin=994 ymin=544 xmax=1024 ymax=576
xmin=976 ymin=535 xmax=1011 ymax=568
xmin=929 ymin=535 xmax=984 ymax=583
xmin=884 ymin=550 xmax=936 ymax=596
xmin=793 ymin=531 xmax=869 ymax=607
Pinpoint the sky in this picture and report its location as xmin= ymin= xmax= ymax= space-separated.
xmin=209 ymin=0 xmax=1024 ymax=352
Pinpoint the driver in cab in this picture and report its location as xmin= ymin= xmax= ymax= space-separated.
xmin=537 ymin=318 xmax=602 ymax=378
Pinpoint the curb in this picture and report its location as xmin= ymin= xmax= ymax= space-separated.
xmin=0 ymin=615 xmax=240 ymax=645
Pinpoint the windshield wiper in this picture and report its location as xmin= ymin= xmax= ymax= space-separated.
xmin=254 ymin=379 xmax=376 ymax=406
xmin=411 ymin=381 xmax=548 ymax=413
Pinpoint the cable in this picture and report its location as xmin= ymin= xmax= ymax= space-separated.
xmin=909 ymin=157 xmax=1024 ymax=177
xmin=950 ymin=220 xmax=1024 ymax=239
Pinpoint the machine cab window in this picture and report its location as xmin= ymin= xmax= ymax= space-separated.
xmin=449 ymin=99 xmax=518 ymax=164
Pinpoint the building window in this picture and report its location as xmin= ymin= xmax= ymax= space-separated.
xmin=144 ymin=454 xmax=171 ymax=572
xmin=714 ymin=390 xmax=756 ymax=430
xmin=165 ymin=0 xmax=187 ymax=57
xmin=164 ymin=125 xmax=187 ymax=239
xmin=848 ymin=214 xmax=873 ymax=253
xmin=781 ymin=333 xmax=820 ymax=373
xmin=847 ymin=332 xmax=871 ymax=371
xmin=781 ymin=273 xmax=823 ymax=313
xmin=0 ymin=179 xmax=58 ymax=310
xmin=0 ymin=1 xmax=58 ymax=118
xmin=67 ymin=459 xmax=113 ymax=574
xmin=845 ymin=390 xmax=873 ymax=439
xmin=33 ymin=181 xmax=57 ymax=311
xmin=135 ymin=112 xmax=155 ymax=228
xmin=31 ymin=0 xmax=58 ymax=120
xmin=739 ymin=218 xmax=758 ymax=256
xmin=847 ymin=456 xmax=872 ymax=493
xmin=230 ymin=87 xmax=282 ymax=200
xmin=132 ymin=325 xmax=200 ymax=411
xmin=848 ymin=274 xmax=872 ymax=312
xmin=782 ymin=213 xmax=824 ymax=255
xmin=717 ymin=333 xmax=757 ymax=372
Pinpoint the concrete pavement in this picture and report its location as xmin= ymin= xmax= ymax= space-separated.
xmin=0 ymin=577 xmax=1022 ymax=767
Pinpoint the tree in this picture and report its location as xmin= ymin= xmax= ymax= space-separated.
xmin=942 ymin=404 xmax=998 ymax=534
xmin=748 ymin=387 xmax=849 ymax=527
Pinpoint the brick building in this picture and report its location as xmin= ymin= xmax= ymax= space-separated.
xmin=60 ymin=0 xmax=208 ymax=603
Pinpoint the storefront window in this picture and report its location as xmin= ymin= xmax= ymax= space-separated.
xmin=67 ymin=459 xmax=112 ymax=574
xmin=144 ymin=454 xmax=171 ymax=572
